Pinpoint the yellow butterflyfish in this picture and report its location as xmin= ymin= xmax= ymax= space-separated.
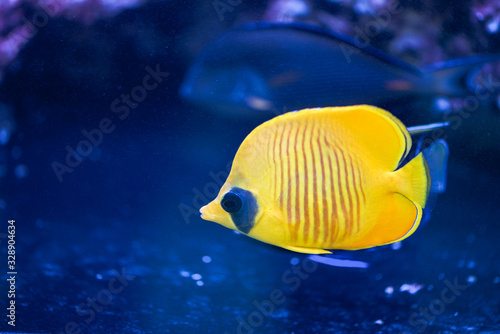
xmin=200 ymin=105 xmax=447 ymax=254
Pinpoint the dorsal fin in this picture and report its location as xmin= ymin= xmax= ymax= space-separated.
xmin=274 ymin=105 xmax=411 ymax=171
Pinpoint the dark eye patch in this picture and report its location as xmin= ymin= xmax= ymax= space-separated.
xmin=222 ymin=187 xmax=258 ymax=234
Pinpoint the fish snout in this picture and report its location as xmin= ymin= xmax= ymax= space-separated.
xmin=200 ymin=201 xmax=219 ymax=221
xmin=200 ymin=200 xmax=229 ymax=227
xmin=200 ymin=204 xmax=210 ymax=220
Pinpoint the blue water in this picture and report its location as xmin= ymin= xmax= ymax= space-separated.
xmin=2 ymin=1 xmax=500 ymax=333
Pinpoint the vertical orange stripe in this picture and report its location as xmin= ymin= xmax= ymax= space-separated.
xmin=317 ymin=138 xmax=328 ymax=244
xmin=350 ymin=159 xmax=362 ymax=233
xmin=334 ymin=149 xmax=350 ymax=240
xmin=300 ymin=121 xmax=310 ymax=243
xmin=340 ymin=150 xmax=354 ymax=236
xmin=285 ymin=123 xmax=293 ymax=237
xmin=292 ymin=123 xmax=301 ymax=242
xmin=271 ymin=124 xmax=278 ymax=200
xmin=284 ymin=123 xmax=292 ymax=216
xmin=356 ymin=164 xmax=366 ymax=203
xmin=278 ymin=123 xmax=286 ymax=209
xmin=310 ymin=130 xmax=320 ymax=243
xmin=326 ymin=146 xmax=338 ymax=245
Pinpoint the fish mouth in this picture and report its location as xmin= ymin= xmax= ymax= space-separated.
xmin=200 ymin=205 xmax=208 ymax=220
xmin=200 ymin=202 xmax=224 ymax=224
xmin=200 ymin=204 xmax=216 ymax=221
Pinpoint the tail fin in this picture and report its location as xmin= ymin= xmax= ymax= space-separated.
xmin=407 ymin=122 xmax=449 ymax=194
xmin=421 ymin=54 xmax=500 ymax=96
xmin=420 ymin=139 xmax=449 ymax=225
xmin=422 ymin=139 xmax=449 ymax=194
xmin=380 ymin=135 xmax=449 ymax=240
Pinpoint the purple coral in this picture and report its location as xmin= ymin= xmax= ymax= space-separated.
xmin=472 ymin=0 xmax=500 ymax=34
xmin=0 ymin=0 xmax=149 ymax=82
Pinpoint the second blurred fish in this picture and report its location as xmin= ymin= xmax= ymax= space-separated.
xmin=180 ymin=21 xmax=500 ymax=117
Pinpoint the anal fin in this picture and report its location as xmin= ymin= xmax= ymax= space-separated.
xmin=345 ymin=193 xmax=422 ymax=249
xmin=376 ymin=193 xmax=422 ymax=246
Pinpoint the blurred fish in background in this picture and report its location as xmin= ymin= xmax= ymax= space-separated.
xmin=180 ymin=0 xmax=500 ymax=119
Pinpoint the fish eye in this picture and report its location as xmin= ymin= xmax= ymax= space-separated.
xmin=221 ymin=192 xmax=243 ymax=213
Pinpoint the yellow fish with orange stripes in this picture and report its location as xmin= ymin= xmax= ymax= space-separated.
xmin=200 ymin=105 xmax=448 ymax=254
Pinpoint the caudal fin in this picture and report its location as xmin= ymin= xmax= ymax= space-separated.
xmin=420 ymin=139 xmax=450 ymax=225
xmin=375 ymin=135 xmax=449 ymax=244
xmin=422 ymin=139 xmax=449 ymax=194
xmin=422 ymin=54 xmax=500 ymax=96
xmin=396 ymin=138 xmax=449 ymax=227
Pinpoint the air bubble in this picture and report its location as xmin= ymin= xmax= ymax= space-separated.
xmin=391 ymin=241 xmax=402 ymax=250
xmin=14 ymin=164 xmax=28 ymax=179
xmin=467 ymin=275 xmax=477 ymax=284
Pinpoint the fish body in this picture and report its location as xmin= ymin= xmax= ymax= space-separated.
xmin=181 ymin=22 xmax=500 ymax=117
xmin=200 ymin=105 xmax=447 ymax=254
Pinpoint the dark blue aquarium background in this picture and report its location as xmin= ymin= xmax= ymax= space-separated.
xmin=1 ymin=0 xmax=500 ymax=333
